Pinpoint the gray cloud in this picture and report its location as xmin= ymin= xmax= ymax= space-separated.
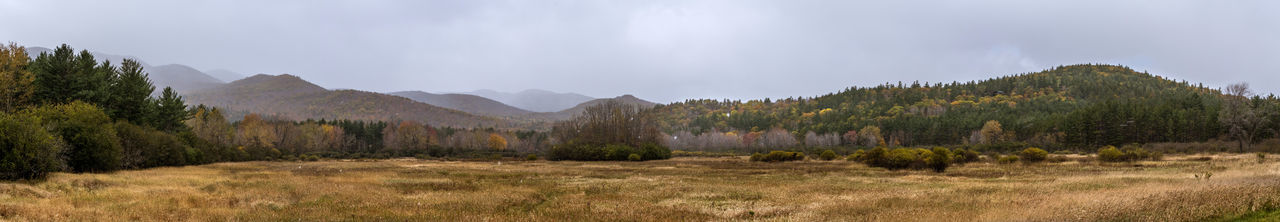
xmin=2 ymin=0 xmax=1277 ymax=103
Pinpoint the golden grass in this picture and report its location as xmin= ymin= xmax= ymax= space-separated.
xmin=1 ymin=154 xmax=1278 ymax=221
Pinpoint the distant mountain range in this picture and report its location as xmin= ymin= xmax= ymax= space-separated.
xmin=23 ymin=45 xmax=659 ymax=128
xmin=184 ymin=74 xmax=511 ymax=128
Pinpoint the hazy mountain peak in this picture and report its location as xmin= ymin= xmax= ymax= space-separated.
xmin=466 ymin=89 xmax=596 ymax=112
xmin=390 ymin=91 xmax=532 ymax=117
xmin=204 ymin=69 xmax=246 ymax=82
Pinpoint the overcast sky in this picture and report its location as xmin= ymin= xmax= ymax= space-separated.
xmin=2 ymin=0 xmax=1277 ymax=103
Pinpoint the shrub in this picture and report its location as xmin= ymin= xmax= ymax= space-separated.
xmin=25 ymin=102 xmax=121 ymax=173
xmin=925 ymin=147 xmax=952 ymax=173
xmin=627 ymin=153 xmax=642 ymax=161
xmin=114 ymin=121 xmax=189 ymax=169
xmin=847 ymin=149 xmax=866 ymax=161
xmin=1120 ymin=144 xmax=1151 ymax=161
xmin=1098 ymin=145 xmax=1156 ymax=162
xmin=1097 ymin=146 xmax=1125 ymax=162
xmin=1019 ymin=147 xmax=1048 ymax=163
xmin=526 ymin=154 xmax=538 ymax=161
xmin=883 ymin=148 xmax=926 ymax=170
xmin=819 ymin=150 xmax=838 ymax=161
xmin=751 ymin=151 xmax=805 ymax=162
xmin=951 ymin=148 xmax=980 ymax=164
xmin=0 ymin=112 xmax=64 ymax=180
xmin=862 ymin=147 xmax=889 ymax=166
xmin=997 ymin=155 xmax=1019 ymax=164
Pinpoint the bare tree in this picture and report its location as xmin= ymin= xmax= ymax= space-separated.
xmin=1219 ymin=83 xmax=1272 ymax=152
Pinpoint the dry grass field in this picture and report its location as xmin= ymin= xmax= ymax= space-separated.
xmin=2 ymin=154 xmax=1279 ymax=221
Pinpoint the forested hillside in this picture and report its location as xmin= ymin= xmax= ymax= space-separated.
xmin=651 ymin=64 xmax=1280 ymax=151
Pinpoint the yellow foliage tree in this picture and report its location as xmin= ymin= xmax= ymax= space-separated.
xmin=487 ymin=133 xmax=507 ymax=150
xmin=0 ymin=43 xmax=34 ymax=111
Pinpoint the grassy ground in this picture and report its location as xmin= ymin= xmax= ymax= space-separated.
xmin=1 ymin=154 xmax=1279 ymax=221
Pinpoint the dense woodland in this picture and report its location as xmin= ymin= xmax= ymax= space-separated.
xmin=651 ymin=64 xmax=1280 ymax=153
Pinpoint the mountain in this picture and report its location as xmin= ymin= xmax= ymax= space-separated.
xmin=185 ymin=74 xmax=509 ymax=128
xmin=148 ymin=64 xmax=225 ymax=93
xmin=390 ymin=91 xmax=533 ymax=117
xmin=204 ymin=69 xmax=246 ymax=82
xmin=649 ymin=64 xmax=1227 ymax=148
xmin=467 ymin=89 xmax=596 ymax=112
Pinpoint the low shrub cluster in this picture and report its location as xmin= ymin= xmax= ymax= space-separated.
xmin=855 ymin=147 xmax=955 ymax=172
xmin=1097 ymin=145 xmax=1160 ymax=162
xmin=547 ymin=141 xmax=671 ymax=161
xmin=749 ymin=151 xmax=805 ymax=162
xmin=1019 ymin=147 xmax=1048 ymax=163
xmin=997 ymin=155 xmax=1020 ymax=164
xmin=819 ymin=150 xmax=839 ymax=161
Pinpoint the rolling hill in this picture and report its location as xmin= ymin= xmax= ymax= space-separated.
xmin=390 ymin=91 xmax=533 ymax=117
xmin=184 ymin=74 xmax=509 ymax=128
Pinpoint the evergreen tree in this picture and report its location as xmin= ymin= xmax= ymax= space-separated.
xmin=109 ymin=59 xmax=155 ymax=124
xmin=153 ymin=87 xmax=189 ymax=131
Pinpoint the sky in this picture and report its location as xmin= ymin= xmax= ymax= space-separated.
xmin=2 ymin=0 xmax=1278 ymax=103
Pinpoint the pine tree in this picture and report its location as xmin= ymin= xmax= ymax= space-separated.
xmin=109 ymin=59 xmax=155 ymax=124
xmin=29 ymin=44 xmax=79 ymax=104
xmin=154 ymin=87 xmax=189 ymax=132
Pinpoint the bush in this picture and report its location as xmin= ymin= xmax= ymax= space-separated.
xmin=25 ymin=102 xmax=121 ymax=173
xmin=1097 ymin=146 xmax=1125 ymax=162
xmin=949 ymin=148 xmax=980 ymax=164
xmin=847 ymin=149 xmax=866 ymax=161
xmin=819 ymin=150 xmax=838 ymax=161
xmin=925 ymin=147 xmax=952 ymax=173
xmin=1098 ymin=145 xmax=1156 ymax=162
xmin=114 ymin=121 xmax=189 ymax=169
xmin=997 ymin=155 xmax=1019 ymax=164
xmin=862 ymin=147 xmax=889 ymax=166
xmin=0 ymin=112 xmax=64 ymax=180
xmin=627 ymin=153 xmax=642 ymax=161
xmin=1019 ymin=147 xmax=1048 ymax=163
xmin=526 ymin=154 xmax=538 ymax=161
xmin=751 ymin=151 xmax=805 ymax=162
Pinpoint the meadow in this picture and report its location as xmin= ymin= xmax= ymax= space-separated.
xmin=1 ymin=154 xmax=1278 ymax=221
